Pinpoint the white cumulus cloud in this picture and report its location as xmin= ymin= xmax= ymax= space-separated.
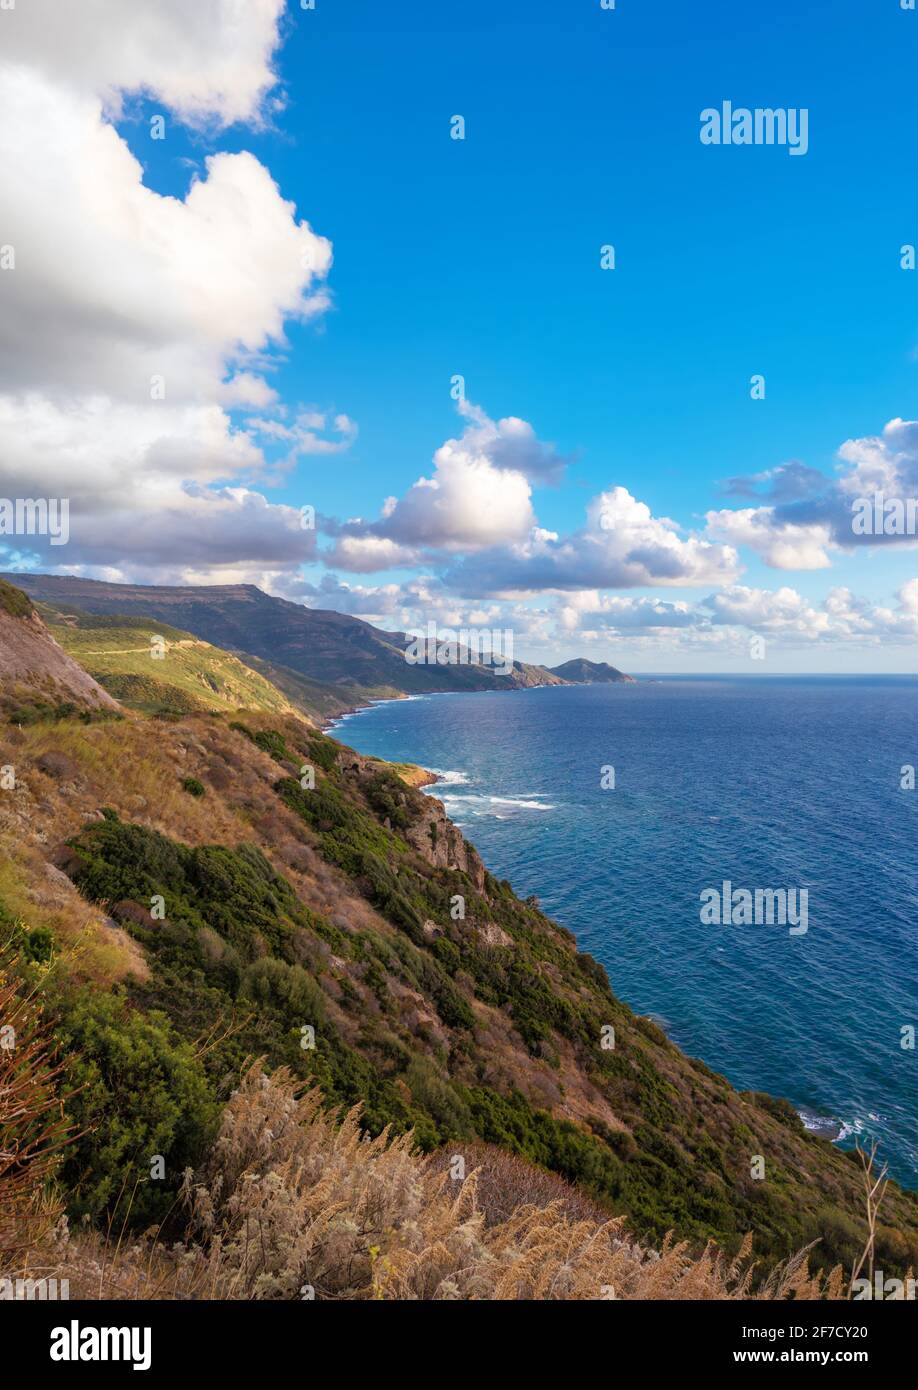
xmin=0 ymin=2 xmax=341 ymax=578
xmin=2 ymin=0 xmax=287 ymax=127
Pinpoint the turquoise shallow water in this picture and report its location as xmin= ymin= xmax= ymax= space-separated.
xmin=331 ymin=676 xmax=918 ymax=1185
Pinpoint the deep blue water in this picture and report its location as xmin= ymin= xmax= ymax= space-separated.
xmin=331 ymin=677 xmax=918 ymax=1185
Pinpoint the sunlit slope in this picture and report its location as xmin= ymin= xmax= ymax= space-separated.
xmin=39 ymin=606 xmax=298 ymax=718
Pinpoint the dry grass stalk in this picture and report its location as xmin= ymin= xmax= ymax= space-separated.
xmin=848 ymin=1140 xmax=889 ymax=1298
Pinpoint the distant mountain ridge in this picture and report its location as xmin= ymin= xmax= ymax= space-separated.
xmin=4 ymin=575 xmax=631 ymax=696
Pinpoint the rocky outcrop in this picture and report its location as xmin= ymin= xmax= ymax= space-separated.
xmin=404 ymin=791 xmax=486 ymax=891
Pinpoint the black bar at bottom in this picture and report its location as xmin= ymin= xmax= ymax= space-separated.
xmin=4 ymin=1295 xmax=914 ymax=1378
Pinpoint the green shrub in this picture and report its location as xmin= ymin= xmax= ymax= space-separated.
xmin=66 ymin=820 xmax=307 ymax=961
xmin=21 ymin=924 xmax=55 ymax=964
xmin=747 ymin=1091 xmax=805 ymax=1131
xmin=241 ymin=957 xmax=325 ymax=1022
xmin=364 ymin=770 xmax=421 ymax=830
xmin=230 ymin=723 xmax=290 ymax=762
xmin=305 ymin=734 xmax=339 ymax=774
xmin=54 ymin=987 xmax=219 ymax=1226
xmin=405 ymin=1058 xmax=472 ymax=1140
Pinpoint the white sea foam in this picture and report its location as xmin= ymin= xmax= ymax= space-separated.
xmin=434 ymin=792 xmax=556 ymax=818
xmin=425 ymin=768 xmax=471 ymax=786
xmin=798 ymin=1108 xmax=841 ymax=1137
xmin=797 ymin=1104 xmax=890 ymax=1148
xmin=490 ymin=796 xmax=555 ymax=810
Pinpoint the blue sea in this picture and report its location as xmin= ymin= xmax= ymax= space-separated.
xmin=331 ymin=677 xmax=918 ymax=1185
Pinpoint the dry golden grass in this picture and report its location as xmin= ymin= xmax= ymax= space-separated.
xmin=0 ymin=849 xmax=148 ymax=988
xmin=22 ymin=1063 xmax=844 ymax=1302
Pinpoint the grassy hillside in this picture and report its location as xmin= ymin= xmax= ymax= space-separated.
xmin=4 ymin=1051 xmax=837 ymax=1301
xmin=38 ymin=606 xmax=301 ymax=718
xmin=1 ymin=700 xmax=916 ymax=1284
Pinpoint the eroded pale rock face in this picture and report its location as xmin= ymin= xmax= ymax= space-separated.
xmin=0 ymin=603 xmax=119 ymax=711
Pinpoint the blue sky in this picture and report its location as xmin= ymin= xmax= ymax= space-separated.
xmin=4 ymin=0 xmax=918 ymax=669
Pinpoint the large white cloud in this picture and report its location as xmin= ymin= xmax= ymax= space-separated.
xmin=448 ymin=399 xmax=570 ymax=485
xmin=705 ymin=507 xmax=834 ymax=569
xmin=382 ymin=447 xmax=536 ymax=551
xmin=0 ymin=4 xmax=338 ymax=577
xmin=325 ymin=401 xmax=541 ymax=567
xmin=2 ymin=0 xmax=286 ymax=127
xmin=837 ymin=417 xmax=918 ymax=503
xmin=326 ymin=401 xmax=739 ymax=591
xmin=0 ymin=67 xmax=331 ymax=400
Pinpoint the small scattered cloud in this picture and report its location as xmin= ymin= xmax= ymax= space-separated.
xmin=718 ymin=461 xmax=828 ymax=501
